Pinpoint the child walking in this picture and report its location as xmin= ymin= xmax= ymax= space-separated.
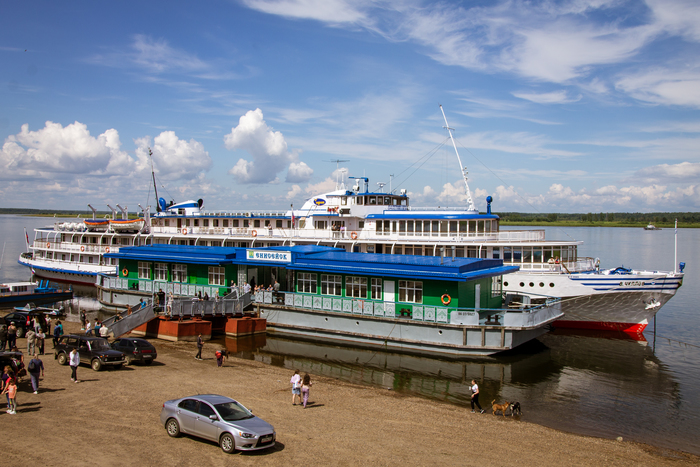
xmin=2 ymin=377 xmax=17 ymax=414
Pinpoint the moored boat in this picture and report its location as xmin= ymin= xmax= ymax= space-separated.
xmin=0 ymin=280 xmax=73 ymax=308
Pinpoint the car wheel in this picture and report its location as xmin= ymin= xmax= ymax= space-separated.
xmin=91 ymin=359 xmax=102 ymax=371
xmin=144 ymin=359 xmax=153 ymax=365
xmin=220 ymin=433 xmax=236 ymax=454
xmin=16 ymin=327 xmax=25 ymax=339
xmin=125 ymin=356 xmax=133 ymax=365
xmin=166 ymin=418 xmax=181 ymax=437
xmin=57 ymin=352 xmax=67 ymax=365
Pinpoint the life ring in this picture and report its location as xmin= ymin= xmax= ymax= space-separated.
xmin=47 ymin=242 xmax=51 ymax=248
xmin=182 ymin=228 xmax=187 ymax=235
xmin=122 ymin=268 xmax=128 ymax=277
xmin=80 ymin=245 xmax=85 ymax=252
xmin=351 ymin=231 xmax=358 ymax=240
xmin=105 ymin=246 xmax=110 ymax=253
xmin=441 ymin=294 xmax=451 ymax=305
xmin=251 ymin=230 xmax=257 ymax=237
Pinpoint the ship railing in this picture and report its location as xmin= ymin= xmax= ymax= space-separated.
xmin=254 ymin=291 xmax=562 ymax=327
xmin=101 ymin=302 xmax=158 ymax=338
xmin=33 ymin=241 xmax=118 ymax=254
xmin=512 ymin=257 xmax=596 ymax=274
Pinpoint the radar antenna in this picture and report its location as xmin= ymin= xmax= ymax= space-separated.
xmin=324 ymin=159 xmax=350 ymax=190
xmin=439 ymin=105 xmax=476 ymax=212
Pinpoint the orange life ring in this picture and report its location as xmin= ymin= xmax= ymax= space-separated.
xmin=105 ymin=246 xmax=110 ymax=253
xmin=122 ymin=268 xmax=128 ymax=277
xmin=182 ymin=228 xmax=187 ymax=235
xmin=47 ymin=242 xmax=50 ymax=248
xmin=251 ymin=230 xmax=257 ymax=237
xmin=441 ymin=294 xmax=451 ymax=305
xmin=350 ymin=231 xmax=358 ymax=240
xmin=80 ymin=245 xmax=85 ymax=252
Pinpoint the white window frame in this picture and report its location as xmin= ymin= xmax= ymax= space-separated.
xmin=298 ymin=273 xmax=317 ymax=294
xmin=491 ymin=276 xmax=502 ymax=298
xmin=154 ymin=263 xmax=168 ymax=281
xmin=208 ymin=266 xmax=225 ymax=286
xmin=346 ymin=276 xmax=367 ymax=298
xmin=371 ymin=278 xmax=382 ymax=300
xmin=172 ymin=264 xmax=188 ymax=283
xmin=138 ymin=261 xmax=151 ymax=280
xmin=321 ymin=274 xmax=342 ymax=296
xmin=398 ymin=280 xmax=423 ymax=303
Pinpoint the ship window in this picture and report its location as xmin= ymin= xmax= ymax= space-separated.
xmin=503 ymin=246 xmax=511 ymax=261
xmin=223 ymin=219 xmax=228 ymax=227
xmin=369 ymin=196 xmax=376 ymax=205
xmin=185 ymin=219 xmax=190 ymax=227
xmin=243 ymin=220 xmax=249 ymax=228
xmin=341 ymin=197 xmax=347 ymax=205
xmin=356 ymin=196 xmax=363 ymax=205
xmin=346 ymin=277 xmax=367 ymax=298
xmin=375 ymin=220 xmax=383 ymax=234
xmin=194 ymin=219 xmax=199 ymax=227
xmin=276 ymin=220 xmax=283 ymax=228
xmin=208 ymin=267 xmax=225 ymax=286
xmin=384 ymin=197 xmax=390 ymax=205
xmin=533 ymin=248 xmax=542 ymax=263
xmin=376 ymin=197 xmax=383 ymax=205
xmin=401 ymin=198 xmax=407 ymax=206
xmin=254 ymin=220 xmax=260 ymax=228
xmin=404 ymin=246 xmax=413 ymax=255
xmin=398 ymin=281 xmax=422 ymax=303
xmin=359 ymin=221 xmax=364 ymax=229
xmin=88 ymin=256 xmax=93 ymax=264
xmin=213 ymin=219 xmax=219 ymax=227
xmin=232 ymin=220 xmax=239 ymax=227
xmin=491 ymin=276 xmax=502 ymax=298
xmin=154 ymin=263 xmax=168 ymax=281
xmin=392 ymin=198 xmax=398 ymax=206
xmin=394 ymin=245 xmax=402 ymax=254
xmin=399 ymin=221 xmax=406 ymax=234
xmin=371 ymin=278 xmax=382 ymax=300
xmin=203 ymin=219 xmax=209 ymax=227
xmin=523 ymin=248 xmax=532 ymax=263
xmin=138 ymin=262 xmax=151 ymax=280
xmin=449 ymin=221 xmax=457 ymax=233
xmin=172 ymin=264 xmax=188 ymax=283
xmin=316 ymin=221 xmax=327 ymax=230
xmin=321 ymin=274 xmax=342 ymax=296
xmin=406 ymin=221 xmax=413 ymax=234
xmin=164 ymin=220 xmax=169 ymax=226
xmin=459 ymin=221 xmax=467 ymax=233
xmin=456 ymin=247 xmax=464 ymax=258
xmin=298 ymin=273 xmax=317 ymax=294
xmin=512 ymin=247 xmax=522 ymax=262
xmin=492 ymin=247 xmax=500 ymax=259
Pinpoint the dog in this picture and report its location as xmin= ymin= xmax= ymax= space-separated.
xmin=509 ymin=401 xmax=522 ymax=416
xmin=491 ymin=399 xmax=510 ymax=417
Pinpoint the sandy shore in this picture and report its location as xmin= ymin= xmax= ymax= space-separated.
xmin=1 ymin=320 xmax=697 ymax=466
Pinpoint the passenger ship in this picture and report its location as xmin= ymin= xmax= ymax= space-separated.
xmin=18 ymin=108 xmax=684 ymax=333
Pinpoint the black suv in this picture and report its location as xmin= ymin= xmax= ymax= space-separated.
xmin=2 ymin=311 xmax=49 ymax=338
xmin=55 ymin=335 xmax=125 ymax=371
xmin=111 ymin=338 xmax=158 ymax=365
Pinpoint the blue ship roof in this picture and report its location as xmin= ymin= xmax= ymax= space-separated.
xmin=366 ymin=213 xmax=499 ymax=220
xmin=107 ymin=244 xmax=517 ymax=281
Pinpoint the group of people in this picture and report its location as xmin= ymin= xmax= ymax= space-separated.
xmin=290 ymin=370 xmax=313 ymax=408
xmin=79 ymin=312 xmax=109 ymax=338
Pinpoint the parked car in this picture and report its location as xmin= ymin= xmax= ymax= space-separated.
xmin=2 ymin=311 xmax=49 ymax=338
xmin=160 ymin=394 xmax=276 ymax=454
xmin=54 ymin=334 xmax=125 ymax=371
xmin=111 ymin=338 xmax=157 ymax=365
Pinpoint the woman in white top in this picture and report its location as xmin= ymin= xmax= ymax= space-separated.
xmin=69 ymin=349 xmax=80 ymax=383
xmin=470 ymin=380 xmax=484 ymax=413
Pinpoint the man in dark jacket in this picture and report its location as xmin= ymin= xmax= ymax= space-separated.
xmin=195 ymin=334 xmax=203 ymax=360
xmin=0 ymin=325 xmax=7 ymax=351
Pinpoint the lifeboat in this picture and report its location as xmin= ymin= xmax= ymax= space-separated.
xmin=84 ymin=219 xmax=110 ymax=231
xmin=109 ymin=218 xmax=146 ymax=232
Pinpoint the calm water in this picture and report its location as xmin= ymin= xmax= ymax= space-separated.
xmin=2 ymin=216 xmax=699 ymax=455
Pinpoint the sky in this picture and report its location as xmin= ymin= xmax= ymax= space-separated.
xmin=1 ymin=0 xmax=699 ymax=214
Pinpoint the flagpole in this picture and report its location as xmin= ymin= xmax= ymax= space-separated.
xmin=674 ymin=218 xmax=678 ymax=274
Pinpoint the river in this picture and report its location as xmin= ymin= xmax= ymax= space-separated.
xmin=2 ymin=216 xmax=699 ymax=455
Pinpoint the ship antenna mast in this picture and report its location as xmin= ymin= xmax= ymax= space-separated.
xmin=440 ymin=105 xmax=475 ymax=212
xmin=149 ymin=147 xmax=160 ymax=212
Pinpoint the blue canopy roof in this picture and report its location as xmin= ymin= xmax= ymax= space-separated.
xmin=106 ymin=244 xmax=517 ymax=282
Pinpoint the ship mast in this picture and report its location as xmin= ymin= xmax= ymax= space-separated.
xmin=440 ymin=105 xmax=476 ymax=212
xmin=149 ymin=148 xmax=160 ymax=212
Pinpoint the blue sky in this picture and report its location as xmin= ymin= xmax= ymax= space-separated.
xmin=1 ymin=0 xmax=699 ymax=214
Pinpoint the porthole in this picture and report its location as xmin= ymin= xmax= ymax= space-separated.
xmin=519 ymin=282 xmax=524 ymax=287
xmin=529 ymin=282 xmax=534 ymax=287
xmin=503 ymin=281 xmax=509 ymax=287
xmin=539 ymin=282 xmax=545 ymax=287
xmin=325 ymin=318 xmax=328 ymax=322
xmin=356 ymin=321 xmax=360 ymax=325
xmin=549 ymin=283 xmax=555 ymax=287
xmin=438 ymin=330 xmax=443 ymax=335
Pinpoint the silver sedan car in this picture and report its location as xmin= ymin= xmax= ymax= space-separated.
xmin=160 ymin=394 xmax=276 ymax=453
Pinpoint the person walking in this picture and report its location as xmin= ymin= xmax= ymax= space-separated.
xmin=1 ymin=367 xmax=14 ymax=412
xmin=69 ymin=348 xmax=79 ymax=383
xmin=1 ymin=377 xmax=17 ymax=414
xmin=195 ymin=334 xmax=203 ymax=360
xmin=470 ymin=379 xmax=484 ymax=413
xmin=167 ymin=292 xmax=174 ymax=317
xmin=53 ymin=320 xmax=64 ymax=348
xmin=79 ymin=310 xmax=86 ymax=330
xmin=301 ymin=373 xmax=312 ymax=409
xmin=290 ymin=370 xmax=302 ymax=406
xmin=36 ymin=329 xmax=45 ymax=355
xmin=26 ymin=328 xmax=36 ymax=356
xmin=7 ymin=322 xmax=17 ymax=351
xmin=85 ymin=319 xmax=92 ymax=336
xmin=94 ymin=320 xmax=101 ymax=339
xmin=0 ymin=324 xmax=7 ymax=352
xmin=27 ymin=355 xmax=44 ymax=394
xmin=158 ymin=289 xmax=166 ymax=314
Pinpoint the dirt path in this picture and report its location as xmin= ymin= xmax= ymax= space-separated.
xmin=1 ymin=320 xmax=697 ymax=466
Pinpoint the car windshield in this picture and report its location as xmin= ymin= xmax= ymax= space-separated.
xmin=88 ymin=339 xmax=111 ymax=351
xmin=214 ymin=401 xmax=254 ymax=421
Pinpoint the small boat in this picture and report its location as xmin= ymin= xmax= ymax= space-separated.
xmin=109 ymin=218 xmax=145 ymax=232
xmin=84 ymin=218 xmax=110 ymax=231
xmin=644 ymin=224 xmax=661 ymax=230
xmin=13 ymin=302 xmax=65 ymax=316
xmin=0 ymin=280 xmax=73 ymax=308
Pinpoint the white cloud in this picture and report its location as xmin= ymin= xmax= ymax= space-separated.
xmin=136 ymin=131 xmax=212 ymax=180
xmin=286 ymin=184 xmax=303 ymax=200
xmin=286 ymin=161 xmax=313 ymax=183
xmin=635 ymin=161 xmax=700 ymax=184
xmin=615 ymin=67 xmax=700 ymax=108
xmin=0 ymin=121 xmax=135 ymax=179
xmin=241 ymin=0 xmax=367 ymax=24
xmin=511 ymin=90 xmax=582 ymax=104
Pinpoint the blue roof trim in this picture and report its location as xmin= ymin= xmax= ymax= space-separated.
xmin=366 ymin=213 xmax=499 ymax=220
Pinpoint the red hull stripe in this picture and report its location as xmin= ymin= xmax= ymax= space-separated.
xmin=555 ymin=320 xmax=646 ymax=334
